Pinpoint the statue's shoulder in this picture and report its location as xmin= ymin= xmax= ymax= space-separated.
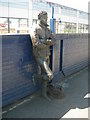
xmin=33 ymin=25 xmax=42 ymax=32
xmin=30 ymin=25 xmax=41 ymax=39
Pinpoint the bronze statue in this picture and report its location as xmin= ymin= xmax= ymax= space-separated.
xmin=31 ymin=11 xmax=56 ymax=100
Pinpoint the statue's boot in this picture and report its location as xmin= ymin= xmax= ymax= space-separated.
xmin=41 ymin=80 xmax=51 ymax=101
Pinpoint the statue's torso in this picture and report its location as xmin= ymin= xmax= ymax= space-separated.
xmin=33 ymin=24 xmax=52 ymax=60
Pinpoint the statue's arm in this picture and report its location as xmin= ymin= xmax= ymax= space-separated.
xmin=46 ymin=30 xmax=56 ymax=46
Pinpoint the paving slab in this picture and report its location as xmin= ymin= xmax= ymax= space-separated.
xmin=2 ymin=68 xmax=89 ymax=119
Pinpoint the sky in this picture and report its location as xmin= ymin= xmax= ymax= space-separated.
xmin=45 ymin=0 xmax=90 ymax=12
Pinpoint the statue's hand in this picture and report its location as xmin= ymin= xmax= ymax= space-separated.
xmin=46 ymin=39 xmax=56 ymax=45
xmin=47 ymin=39 xmax=51 ymax=43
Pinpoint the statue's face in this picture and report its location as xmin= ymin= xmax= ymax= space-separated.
xmin=40 ymin=14 xmax=48 ymax=25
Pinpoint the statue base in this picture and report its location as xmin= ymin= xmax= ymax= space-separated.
xmin=47 ymin=84 xmax=65 ymax=99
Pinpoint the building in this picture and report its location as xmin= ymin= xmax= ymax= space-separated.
xmin=0 ymin=0 xmax=88 ymax=34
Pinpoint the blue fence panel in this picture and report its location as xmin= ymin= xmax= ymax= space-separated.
xmin=2 ymin=34 xmax=39 ymax=106
xmin=62 ymin=34 xmax=88 ymax=76
xmin=52 ymin=34 xmax=88 ymax=77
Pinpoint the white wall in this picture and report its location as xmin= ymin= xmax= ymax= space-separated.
xmin=0 ymin=6 xmax=28 ymax=18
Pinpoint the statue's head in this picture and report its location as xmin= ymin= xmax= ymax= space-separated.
xmin=38 ymin=11 xmax=48 ymax=25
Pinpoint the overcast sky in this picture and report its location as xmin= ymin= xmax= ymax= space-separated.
xmin=45 ymin=0 xmax=90 ymax=12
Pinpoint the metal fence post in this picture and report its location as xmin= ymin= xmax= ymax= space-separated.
xmin=50 ymin=5 xmax=56 ymax=70
xmin=60 ymin=40 xmax=63 ymax=71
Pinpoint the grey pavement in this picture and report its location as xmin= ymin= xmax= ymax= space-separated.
xmin=2 ymin=67 xmax=89 ymax=119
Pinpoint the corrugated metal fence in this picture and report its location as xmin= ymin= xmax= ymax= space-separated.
xmin=2 ymin=35 xmax=39 ymax=106
xmin=1 ymin=34 xmax=88 ymax=106
xmin=53 ymin=34 xmax=88 ymax=76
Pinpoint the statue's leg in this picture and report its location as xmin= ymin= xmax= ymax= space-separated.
xmin=38 ymin=58 xmax=53 ymax=100
xmin=41 ymin=78 xmax=51 ymax=101
xmin=32 ymin=66 xmax=41 ymax=86
xmin=33 ymin=58 xmax=53 ymax=100
xmin=36 ymin=58 xmax=54 ymax=81
xmin=32 ymin=67 xmax=51 ymax=100
xmin=33 ymin=58 xmax=53 ymax=82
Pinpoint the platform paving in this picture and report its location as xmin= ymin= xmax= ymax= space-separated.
xmin=2 ymin=68 xmax=89 ymax=119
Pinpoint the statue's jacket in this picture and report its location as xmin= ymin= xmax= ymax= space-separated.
xmin=31 ymin=23 xmax=56 ymax=61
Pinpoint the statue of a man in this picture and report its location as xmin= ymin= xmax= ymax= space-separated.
xmin=31 ymin=11 xmax=56 ymax=100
